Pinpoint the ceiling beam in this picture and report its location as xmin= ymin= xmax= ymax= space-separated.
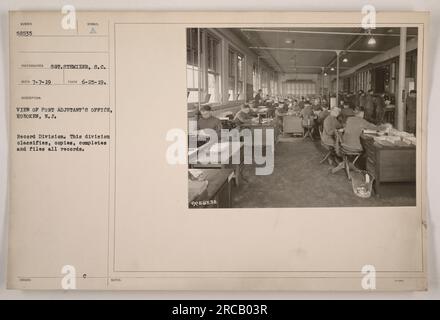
xmin=324 ymin=33 xmax=364 ymax=68
xmin=240 ymin=28 xmax=416 ymax=38
xmin=249 ymin=46 xmax=385 ymax=54
xmin=240 ymin=30 xmax=284 ymax=73
xmin=283 ymin=65 xmax=350 ymax=69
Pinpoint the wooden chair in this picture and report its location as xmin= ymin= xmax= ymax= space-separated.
xmin=330 ymin=130 xmax=362 ymax=180
xmin=340 ymin=145 xmax=362 ymax=180
xmin=302 ymin=117 xmax=315 ymax=141
xmin=319 ymin=127 xmax=334 ymax=164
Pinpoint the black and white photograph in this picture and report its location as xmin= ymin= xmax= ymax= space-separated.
xmin=187 ymin=27 xmax=419 ymax=208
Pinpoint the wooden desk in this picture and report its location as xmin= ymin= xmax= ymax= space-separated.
xmin=241 ymin=119 xmax=279 ymax=147
xmin=189 ymin=169 xmax=234 ymax=208
xmin=282 ymin=114 xmax=303 ymax=135
xmin=189 ymin=142 xmax=244 ymax=186
xmin=361 ymin=134 xmax=416 ymax=196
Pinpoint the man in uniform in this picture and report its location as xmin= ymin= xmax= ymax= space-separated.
xmin=406 ymin=90 xmax=417 ymax=134
xmin=364 ymin=89 xmax=375 ymax=123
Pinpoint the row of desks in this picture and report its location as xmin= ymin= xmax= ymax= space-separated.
xmin=188 ymin=119 xmax=279 ymax=208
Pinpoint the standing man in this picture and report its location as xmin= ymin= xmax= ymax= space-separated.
xmin=406 ymin=90 xmax=417 ymax=134
xmin=374 ymin=94 xmax=386 ymax=125
xmin=298 ymin=96 xmax=306 ymax=109
xmin=357 ymin=90 xmax=366 ymax=110
xmin=364 ymin=89 xmax=375 ymax=123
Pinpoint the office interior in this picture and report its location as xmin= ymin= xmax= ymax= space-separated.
xmin=187 ymin=27 xmax=418 ymax=208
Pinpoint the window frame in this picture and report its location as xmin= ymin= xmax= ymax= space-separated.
xmin=227 ymin=46 xmax=246 ymax=102
xmin=205 ymin=31 xmax=222 ymax=105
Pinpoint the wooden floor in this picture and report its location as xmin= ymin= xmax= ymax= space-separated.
xmin=232 ymin=139 xmax=416 ymax=208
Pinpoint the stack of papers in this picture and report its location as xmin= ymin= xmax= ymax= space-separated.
xmin=374 ymin=135 xmax=402 ymax=144
xmin=189 ymin=169 xmax=204 ymax=179
xmin=403 ymin=136 xmax=417 ymax=145
xmin=209 ymin=142 xmax=230 ymax=153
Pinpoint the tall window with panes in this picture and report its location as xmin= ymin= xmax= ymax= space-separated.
xmin=252 ymin=63 xmax=259 ymax=95
xmin=206 ymin=33 xmax=221 ymax=104
xmin=228 ymin=49 xmax=245 ymax=101
xmin=186 ymin=28 xmax=201 ymax=105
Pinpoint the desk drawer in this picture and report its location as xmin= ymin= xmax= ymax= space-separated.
xmin=379 ymin=149 xmax=416 ymax=182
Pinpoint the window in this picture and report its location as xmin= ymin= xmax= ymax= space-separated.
xmin=187 ymin=28 xmax=201 ymax=104
xmin=187 ymin=29 xmax=224 ymax=106
xmin=228 ymin=48 xmax=245 ymax=101
xmin=283 ymin=80 xmax=316 ymax=96
xmin=261 ymin=70 xmax=268 ymax=95
xmin=270 ymin=72 xmax=277 ymax=95
xmin=207 ymin=33 xmax=221 ymax=103
xmin=237 ymin=54 xmax=244 ymax=99
xmin=252 ymin=63 xmax=259 ymax=95
xmin=228 ymin=50 xmax=236 ymax=101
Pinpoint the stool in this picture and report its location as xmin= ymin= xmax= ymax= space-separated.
xmin=302 ymin=118 xmax=315 ymax=141
xmin=331 ymin=145 xmax=362 ymax=180
xmin=320 ymin=142 xmax=335 ymax=165
xmin=319 ymin=129 xmax=335 ymax=165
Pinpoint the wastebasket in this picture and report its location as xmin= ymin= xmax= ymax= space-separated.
xmin=351 ymin=170 xmax=374 ymax=198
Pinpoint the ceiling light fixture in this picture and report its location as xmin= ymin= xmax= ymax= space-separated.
xmin=285 ymin=39 xmax=293 ymax=44
xmin=342 ymin=58 xmax=348 ymax=63
xmin=367 ymin=29 xmax=376 ymax=46
xmin=324 ymin=72 xmax=328 ymax=76
xmin=368 ymin=37 xmax=376 ymax=45
xmin=330 ymin=67 xmax=335 ymax=71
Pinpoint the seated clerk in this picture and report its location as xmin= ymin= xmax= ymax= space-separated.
xmin=278 ymin=101 xmax=289 ymax=114
xmin=248 ymin=100 xmax=259 ymax=117
xmin=300 ymin=102 xmax=316 ymax=135
xmin=197 ymin=104 xmax=222 ymax=137
xmin=312 ymin=98 xmax=322 ymax=111
xmin=317 ymin=106 xmax=331 ymax=125
xmin=341 ymin=110 xmax=378 ymax=152
xmin=234 ymin=104 xmax=257 ymax=125
xmin=254 ymin=89 xmax=263 ymax=106
xmin=291 ymin=99 xmax=301 ymax=112
xmin=340 ymin=102 xmax=356 ymax=124
xmin=406 ymin=90 xmax=417 ymax=134
xmin=322 ymin=108 xmax=342 ymax=147
xmin=264 ymin=95 xmax=276 ymax=117
xmin=298 ymin=96 xmax=306 ymax=109
xmin=338 ymin=99 xmax=345 ymax=110
xmin=300 ymin=101 xmax=314 ymax=120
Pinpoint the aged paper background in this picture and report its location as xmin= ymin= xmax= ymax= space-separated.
xmin=1 ymin=5 xmax=436 ymax=296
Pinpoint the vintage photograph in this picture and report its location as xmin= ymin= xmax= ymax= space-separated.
xmin=187 ymin=27 xmax=419 ymax=208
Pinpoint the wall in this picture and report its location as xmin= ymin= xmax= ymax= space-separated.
xmin=278 ymin=73 xmax=333 ymax=96
xmin=340 ymin=37 xmax=418 ymax=77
